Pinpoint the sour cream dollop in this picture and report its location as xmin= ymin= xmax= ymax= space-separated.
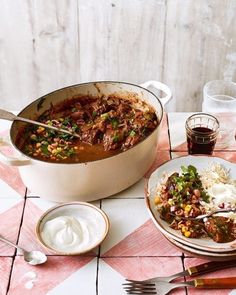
xmin=207 ymin=183 xmax=236 ymax=207
xmin=41 ymin=215 xmax=99 ymax=253
xmin=204 ymin=183 xmax=236 ymax=221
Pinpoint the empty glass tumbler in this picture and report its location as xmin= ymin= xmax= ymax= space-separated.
xmin=203 ymin=80 xmax=236 ymax=112
xmin=202 ymin=80 xmax=236 ymax=148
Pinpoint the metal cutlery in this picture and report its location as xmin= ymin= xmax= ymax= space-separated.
xmin=0 ymin=109 xmax=80 ymax=138
xmin=123 ymin=277 xmax=236 ymax=295
xmin=170 ymin=207 xmax=236 ymax=221
xmin=0 ymin=234 xmax=47 ymax=265
xmin=124 ymin=260 xmax=236 ymax=284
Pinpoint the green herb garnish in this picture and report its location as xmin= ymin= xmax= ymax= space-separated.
xmin=129 ymin=130 xmax=136 ymax=137
xmin=111 ymin=118 xmax=119 ymax=129
xmin=113 ymin=133 xmax=120 ymax=143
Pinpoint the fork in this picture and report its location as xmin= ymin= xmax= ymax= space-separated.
xmin=123 ymin=277 xmax=236 ymax=295
xmin=124 ymin=260 xmax=236 ymax=284
xmin=170 ymin=207 xmax=236 ymax=221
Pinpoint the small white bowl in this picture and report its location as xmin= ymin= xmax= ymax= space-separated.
xmin=36 ymin=202 xmax=109 ymax=255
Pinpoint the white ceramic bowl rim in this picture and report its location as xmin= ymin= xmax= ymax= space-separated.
xmin=36 ymin=201 xmax=109 ymax=255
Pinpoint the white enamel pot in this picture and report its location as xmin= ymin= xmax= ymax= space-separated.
xmin=0 ymin=81 xmax=171 ymax=202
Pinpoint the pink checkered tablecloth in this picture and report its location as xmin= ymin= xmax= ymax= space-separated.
xmin=0 ymin=113 xmax=235 ymax=295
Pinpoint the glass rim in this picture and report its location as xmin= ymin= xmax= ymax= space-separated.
xmin=185 ymin=113 xmax=220 ymax=135
xmin=203 ymin=80 xmax=236 ymax=103
xmin=204 ymin=93 xmax=236 ymax=104
xmin=204 ymin=80 xmax=236 ymax=89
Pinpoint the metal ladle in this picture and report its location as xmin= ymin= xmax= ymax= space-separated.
xmin=0 ymin=235 xmax=47 ymax=265
xmin=0 ymin=109 xmax=80 ymax=138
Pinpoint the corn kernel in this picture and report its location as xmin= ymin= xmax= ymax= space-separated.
xmin=184 ymin=231 xmax=191 ymax=238
xmin=181 ymin=226 xmax=187 ymax=232
xmin=154 ymin=196 xmax=161 ymax=205
xmin=185 ymin=205 xmax=192 ymax=213
xmin=178 ymin=223 xmax=184 ymax=229
xmin=36 ymin=126 xmax=45 ymax=134
xmin=168 ymin=199 xmax=174 ymax=206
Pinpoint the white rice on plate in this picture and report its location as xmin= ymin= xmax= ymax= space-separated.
xmin=199 ymin=163 xmax=236 ymax=221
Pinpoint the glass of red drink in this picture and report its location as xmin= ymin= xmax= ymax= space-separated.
xmin=185 ymin=113 xmax=220 ymax=155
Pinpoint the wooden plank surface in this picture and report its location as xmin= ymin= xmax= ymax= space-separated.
xmin=164 ymin=0 xmax=236 ymax=111
xmin=0 ymin=0 xmax=235 ymax=112
xmin=0 ymin=0 xmax=79 ymax=111
xmin=77 ymin=0 xmax=166 ymax=83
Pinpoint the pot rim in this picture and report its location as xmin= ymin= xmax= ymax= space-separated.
xmin=10 ymin=80 xmax=164 ymax=165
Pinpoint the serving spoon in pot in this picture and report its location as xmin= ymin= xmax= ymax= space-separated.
xmin=0 ymin=109 xmax=80 ymax=138
xmin=0 ymin=234 xmax=47 ymax=265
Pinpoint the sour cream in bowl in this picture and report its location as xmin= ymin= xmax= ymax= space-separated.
xmin=36 ymin=202 xmax=109 ymax=255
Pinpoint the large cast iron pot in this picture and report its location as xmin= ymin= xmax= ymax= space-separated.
xmin=0 ymin=81 xmax=171 ymax=202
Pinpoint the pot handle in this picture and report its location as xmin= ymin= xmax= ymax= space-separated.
xmin=0 ymin=137 xmax=30 ymax=166
xmin=140 ymin=80 xmax=172 ymax=107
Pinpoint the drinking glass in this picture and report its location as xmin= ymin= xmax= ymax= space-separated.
xmin=203 ymin=80 xmax=236 ymax=112
xmin=202 ymin=80 xmax=236 ymax=148
xmin=185 ymin=113 xmax=219 ymax=155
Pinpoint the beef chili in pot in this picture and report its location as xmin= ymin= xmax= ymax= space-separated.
xmin=16 ymin=95 xmax=159 ymax=163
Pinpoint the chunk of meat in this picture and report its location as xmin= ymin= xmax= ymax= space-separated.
xmin=117 ymin=102 xmax=132 ymax=117
xmin=122 ymin=135 xmax=141 ymax=150
xmin=90 ymin=100 xmax=109 ymax=115
xmin=165 ymin=172 xmax=179 ymax=192
xmin=204 ymin=216 xmax=236 ymax=243
xmin=82 ymin=128 xmax=103 ymax=145
xmin=103 ymin=130 xmax=124 ymax=151
xmin=71 ymin=110 xmax=85 ymax=119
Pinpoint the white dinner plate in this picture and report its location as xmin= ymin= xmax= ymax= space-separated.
xmin=165 ymin=234 xmax=236 ymax=261
xmin=145 ymin=155 xmax=236 ymax=253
